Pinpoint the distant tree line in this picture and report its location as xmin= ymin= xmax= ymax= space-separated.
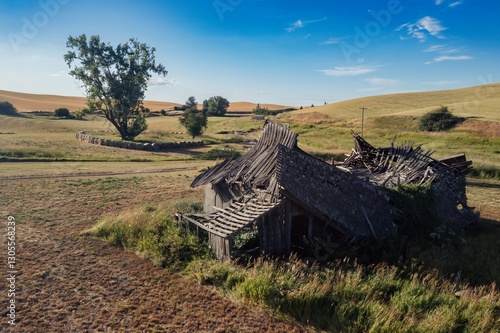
xmin=253 ymin=103 xmax=296 ymax=116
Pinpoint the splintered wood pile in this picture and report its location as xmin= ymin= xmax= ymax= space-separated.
xmin=342 ymin=132 xmax=478 ymax=228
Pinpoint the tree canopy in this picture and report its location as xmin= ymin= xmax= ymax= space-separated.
xmin=179 ymin=104 xmax=207 ymax=139
xmin=203 ymin=96 xmax=229 ymax=116
xmin=185 ymin=96 xmax=197 ymax=109
xmin=0 ymin=101 xmax=19 ymax=116
xmin=64 ymin=34 xmax=167 ymax=140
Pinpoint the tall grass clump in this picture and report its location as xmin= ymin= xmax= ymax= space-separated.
xmin=186 ymin=256 xmax=499 ymax=332
xmin=83 ymin=202 xmax=209 ymax=268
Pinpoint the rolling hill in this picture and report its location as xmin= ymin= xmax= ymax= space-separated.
xmin=0 ymin=90 xmax=294 ymax=113
xmin=295 ymin=83 xmax=500 ymax=123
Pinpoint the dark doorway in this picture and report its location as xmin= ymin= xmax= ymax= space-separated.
xmin=291 ymin=215 xmax=309 ymax=249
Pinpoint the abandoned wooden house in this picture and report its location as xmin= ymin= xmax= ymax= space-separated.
xmin=179 ymin=121 xmax=478 ymax=261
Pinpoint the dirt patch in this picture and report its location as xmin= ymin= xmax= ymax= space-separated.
xmin=458 ymin=120 xmax=500 ymax=138
xmin=0 ymin=176 xmax=308 ymax=332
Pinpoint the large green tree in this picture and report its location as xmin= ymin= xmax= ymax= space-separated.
xmin=64 ymin=34 xmax=167 ymax=140
xmin=179 ymin=105 xmax=207 ymax=139
xmin=204 ymin=96 xmax=229 ymax=116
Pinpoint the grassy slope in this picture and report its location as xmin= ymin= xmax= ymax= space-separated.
xmin=293 ymin=83 xmax=500 ymax=122
xmin=276 ymin=83 xmax=500 ymax=170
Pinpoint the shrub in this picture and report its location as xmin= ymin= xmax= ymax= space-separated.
xmin=173 ymin=105 xmax=187 ymax=111
xmin=0 ymin=101 xmax=19 ymax=116
xmin=386 ymin=183 xmax=440 ymax=238
xmin=198 ymin=148 xmax=241 ymax=160
xmin=54 ymin=107 xmax=72 ymax=118
xmin=83 ymin=204 xmax=209 ymax=268
xmin=73 ymin=107 xmax=92 ymax=119
xmin=418 ymin=106 xmax=464 ymax=132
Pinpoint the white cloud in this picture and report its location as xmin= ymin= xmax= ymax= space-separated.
xmin=425 ymin=55 xmax=472 ymax=64
xmin=435 ymin=0 xmax=463 ymax=7
xmin=449 ymin=1 xmax=463 ymax=7
xmin=364 ymin=77 xmax=403 ymax=86
xmin=286 ymin=19 xmax=303 ymax=32
xmin=424 ymin=44 xmax=460 ymax=53
xmin=434 ymin=55 xmax=472 ymax=62
xmin=319 ymin=37 xmax=342 ymax=45
xmin=285 ymin=17 xmax=327 ymax=32
xmin=420 ymin=16 xmax=447 ymax=36
xmin=149 ymin=78 xmax=181 ymax=86
xmin=397 ymin=16 xmax=447 ymax=42
xmin=317 ymin=66 xmax=377 ymax=77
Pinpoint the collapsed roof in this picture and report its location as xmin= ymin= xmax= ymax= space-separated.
xmin=186 ymin=120 xmax=478 ymax=249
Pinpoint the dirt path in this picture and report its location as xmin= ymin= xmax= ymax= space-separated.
xmin=0 ymin=176 xmax=308 ymax=332
xmin=0 ymin=166 xmax=198 ymax=181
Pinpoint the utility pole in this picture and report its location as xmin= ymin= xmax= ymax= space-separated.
xmin=360 ymin=107 xmax=367 ymax=137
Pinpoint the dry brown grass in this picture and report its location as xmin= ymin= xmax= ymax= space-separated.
xmin=457 ymin=120 xmax=500 ymax=138
xmin=292 ymin=83 xmax=500 ymax=123
xmin=0 ymin=175 xmax=308 ymax=332
xmin=288 ymin=112 xmax=332 ymax=124
xmin=0 ymin=89 xmax=181 ymax=111
xmin=0 ymin=89 xmax=294 ymax=113
xmin=228 ymin=101 xmax=296 ymax=112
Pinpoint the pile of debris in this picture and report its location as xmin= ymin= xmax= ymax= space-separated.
xmin=342 ymin=132 xmax=478 ymax=229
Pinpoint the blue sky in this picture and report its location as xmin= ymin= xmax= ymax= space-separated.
xmin=0 ymin=0 xmax=499 ymax=106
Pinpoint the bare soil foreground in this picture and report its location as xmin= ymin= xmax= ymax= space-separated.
xmin=0 ymin=174 xmax=308 ymax=332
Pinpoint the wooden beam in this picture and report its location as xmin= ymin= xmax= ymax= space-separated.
xmin=180 ymin=215 xmax=228 ymax=238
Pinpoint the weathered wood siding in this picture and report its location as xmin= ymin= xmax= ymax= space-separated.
xmin=203 ymin=184 xmax=242 ymax=213
xmin=255 ymin=199 xmax=326 ymax=256
xmin=209 ymin=233 xmax=233 ymax=261
xmin=257 ymin=203 xmax=289 ymax=255
xmin=277 ymin=145 xmax=397 ymax=239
